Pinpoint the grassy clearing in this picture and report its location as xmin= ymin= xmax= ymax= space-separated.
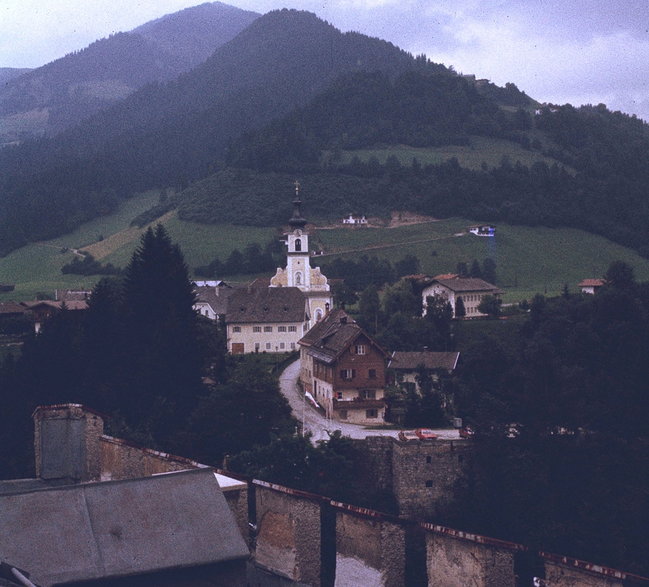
xmin=338 ymin=136 xmax=568 ymax=171
xmin=313 ymin=221 xmax=649 ymax=303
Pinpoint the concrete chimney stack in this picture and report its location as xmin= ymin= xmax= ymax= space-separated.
xmin=33 ymin=404 xmax=104 ymax=483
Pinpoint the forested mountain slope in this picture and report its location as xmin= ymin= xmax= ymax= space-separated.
xmin=0 ymin=10 xmax=421 ymax=254
xmin=0 ymin=2 xmax=259 ymax=141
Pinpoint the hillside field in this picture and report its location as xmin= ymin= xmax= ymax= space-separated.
xmin=336 ymin=136 xmax=569 ymax=172
xmin=1 ymin=192 xmax=649 ymax=302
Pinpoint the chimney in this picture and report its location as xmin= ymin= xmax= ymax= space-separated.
xmin=33 ymin=404 xmax=104 ymax=483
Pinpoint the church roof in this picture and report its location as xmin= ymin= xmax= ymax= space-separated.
xmin=226 ymin=287 xmax=307 ymax=324
xmin=288 ymin=181 xmax=307 ymax=230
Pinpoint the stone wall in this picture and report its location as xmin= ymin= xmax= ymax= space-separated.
xmin=392 ymin=438 xmax=471 ymax=519
xmin=333 ymin=502 xmax=406 ymax=587
xmin=357 ymin=436 xmax=471 ymax=519
xmin=253 ymin=480 xmax=325 ymax=586
xmin=98 ymin=435 xmax=206 ymax=481
xmin=422 ymin=523 xmax=521 ymax=587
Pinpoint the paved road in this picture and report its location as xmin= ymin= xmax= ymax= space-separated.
xmin=279 ymin=360 xmax=460 ymax=443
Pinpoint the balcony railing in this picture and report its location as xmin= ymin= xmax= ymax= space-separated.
xmin=333 ymin=398 xmax=385 ymax=410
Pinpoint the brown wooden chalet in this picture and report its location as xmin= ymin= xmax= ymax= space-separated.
xmin=298 ymin=309 xmax=390 ymax=424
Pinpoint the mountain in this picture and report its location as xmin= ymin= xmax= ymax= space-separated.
xmin=2 ymin=8 xmax=649 ymax=264
xmin=0 ymin=9 xmax=421 ymax=253
xmin=0 ymin=68 xmax=31 ymax=85
xmin=133 ymin=2 xmax=259 ymax=69
xmin=0 ymin=2 xmax=259 ymax=143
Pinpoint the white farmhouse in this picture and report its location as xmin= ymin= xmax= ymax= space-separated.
xmin=422 ymin=276 xmax=503 ymax=318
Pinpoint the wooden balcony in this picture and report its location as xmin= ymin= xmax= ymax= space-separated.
xmin=333 ymin=398 xmax=385 ymax=410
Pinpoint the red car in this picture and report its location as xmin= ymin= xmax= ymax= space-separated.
xmin=414 ymin=428 xmax=438 ymax=440
xmin=459 ymin=426 xmax=475 ymax=438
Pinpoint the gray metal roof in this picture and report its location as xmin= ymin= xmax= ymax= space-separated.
xmin=388 ymin=351 xmax=460 ymax=372
xmin=0 ymin=468 xmax=249 ymax=586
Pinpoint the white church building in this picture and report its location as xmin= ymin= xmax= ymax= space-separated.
xmin=225 ymin=182 xmax=333 ymax=353
xmin=270 ymin=181 xmax=333 ymax=329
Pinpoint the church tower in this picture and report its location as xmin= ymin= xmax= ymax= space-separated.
xmin=270 ymin=181 xmax=333 ymax=327
xmin=285 ymin=181 xmax=311 ymax=289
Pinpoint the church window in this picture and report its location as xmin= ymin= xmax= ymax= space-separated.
xmin=295 ymin=272 xmax=302 ymax=285
xmin=295 ymin=238 xmax=302 ymax=251
xmin=315 ymin=309 xmax=323 ymax=322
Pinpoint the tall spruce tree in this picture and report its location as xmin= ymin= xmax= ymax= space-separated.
xmin=121 ymin=225 xmax=203 ymax=436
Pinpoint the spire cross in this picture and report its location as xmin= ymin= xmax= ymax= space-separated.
xmin=294 ymin=179 xmax=300 ymax=197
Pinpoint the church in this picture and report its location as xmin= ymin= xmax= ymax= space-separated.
xmin=269 ymin=181 xmax=333 ymax=326
xmin=225 ymin=182 xmax=333 ymax=354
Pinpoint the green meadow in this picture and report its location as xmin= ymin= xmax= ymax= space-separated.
xmin=338 ymin=136 xmax=568 ymax=171
xmin=1 ymin=190 xmax=649 ymax=303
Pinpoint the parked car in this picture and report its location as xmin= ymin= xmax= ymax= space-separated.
xmin=398 ymin=430 xmax=419 ymax=442
xmin=459 ymin=426 xmax=474 ymax=438
xmin=414 ymin=428 xmax=438 ymax=440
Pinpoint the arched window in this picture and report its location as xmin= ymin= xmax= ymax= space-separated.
xmin=295 ymin=272 xmax=302 ymax=286
xmin=315 ymin=308 xmax=323 ymax=322
xmin=294 ymin=238 xmax=302 ymax=252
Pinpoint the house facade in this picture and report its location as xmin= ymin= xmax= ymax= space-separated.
xmin=388 ymin=351 xmax=460 ymax=395
xmin=578 ymin=278 xmax=605 ymax=295
xmin=270 ymin=182 xmax=333 ymax=329
xmin=422 ymin=276 xmax=503 ymax=318
xmin=193 ymin=280 xmax=234 ymax=323
xmin=299 ymin=309 xmax=389 ymax=424
xmin=226 ymin=286 xmax=309 ymax=354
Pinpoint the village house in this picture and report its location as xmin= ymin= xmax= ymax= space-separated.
xmin=388 ymin=350 xmax=460 ymax=395
xmin=298 ymin=309 xmax=390 ymax=424
xmin=578 ymin=278 xmax=605 ymax=295
xmin=21 ymin=299 xmax=88 ymax=334
xmin=226 ymin=285 xmax=309 ymax=354
xmin=421 ymin=275 xmax=503 ymax=318
xmin=341 ymin=213 xmax=368 ymax=226
xmin=468 ymin=224 xmax=495 ymax=237
xmin=193 ymin=280 xmax=234 ymax=323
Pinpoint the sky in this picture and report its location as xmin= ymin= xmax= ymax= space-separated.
xmin=2 ymin=0 xmax=649 ymax=121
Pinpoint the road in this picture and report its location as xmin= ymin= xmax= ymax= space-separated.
xmin=279 ymin=360 xmax=460 ymax=443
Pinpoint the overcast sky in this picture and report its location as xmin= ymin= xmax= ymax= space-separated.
xmin=3 ymin=0 xmax=649 ymax=121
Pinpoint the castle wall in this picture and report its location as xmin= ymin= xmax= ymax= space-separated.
xmin=422 ymin=523 xmax=520 ymax=587
xmin=333 ymin=502 xmax=406 ymax=587
xmin=253 ymin=480 xmax=325 ymax=586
